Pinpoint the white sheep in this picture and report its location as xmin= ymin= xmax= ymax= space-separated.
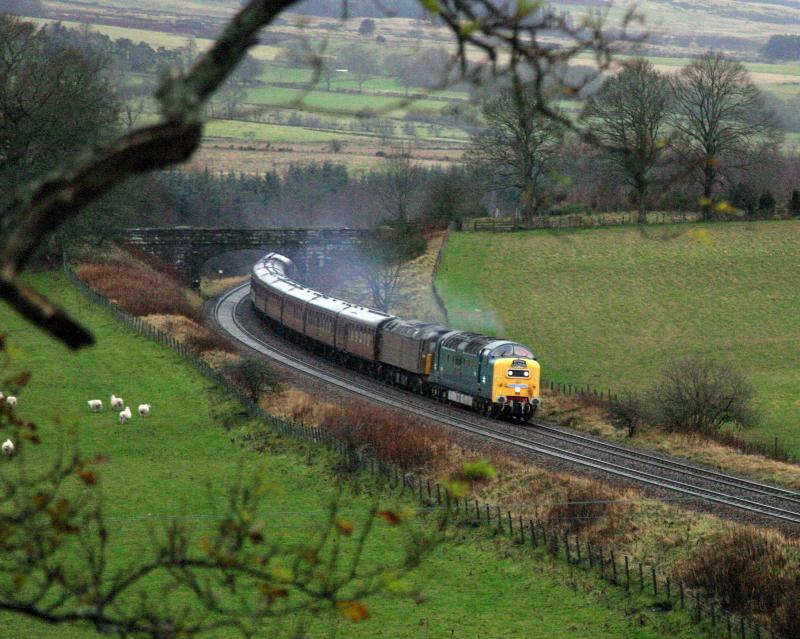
xmin=88 ymin=399 xmax=103 ymax=412
xmin=6 ymin=396 xmax=17 ymax=409
xmin=110 ymin=395 xmax=124 ymax=411
xmin=119 ymin=406 xmax=132 ymax=425
xmin=2 ymin=439 xmax=14 ymax=456
xmin=137 ymin=404 xmax=150 ymax=417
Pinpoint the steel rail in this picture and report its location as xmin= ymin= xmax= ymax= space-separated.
xmin=529 ymin=423 xmax=800 ymax=503
xmin=214 ymin=283 xmax=800 ymax=525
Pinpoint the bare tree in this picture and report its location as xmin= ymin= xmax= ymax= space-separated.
xmin=583 ymin=59 xmax=672 ymax=223
xmin=336 ymin=44 xmax=378 ymax=92
xmin=467 ymin=84 xmax=564 ymax=219
xmin=670 ymin=52 xmax=782 ymax=220
xmin=377 ymin=154 xmax=422 ymax=223
xmin=360 ymin=230 xmax=425 ymax=312
xmin=649 ymin=356 xmax=759 ymax=435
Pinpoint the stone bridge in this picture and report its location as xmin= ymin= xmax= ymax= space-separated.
xmin=120 ymin=227 xmax=376 ymax=286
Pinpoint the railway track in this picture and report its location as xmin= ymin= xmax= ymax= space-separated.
xmin=215 ymin=283 xmax=800 ymax=526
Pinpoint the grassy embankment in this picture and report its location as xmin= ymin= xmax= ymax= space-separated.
xmin=436 ymin=220 xmax=800 ymax=455
xmin=0 ymin=271 xmax=707 ymax=639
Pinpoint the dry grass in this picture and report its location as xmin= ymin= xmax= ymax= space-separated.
xmin=144 ymin=314 xmax=237 ymax=355
xmin=200 ymin=275 xmax=249 ymax=299
xmin=437 ymin=451 xmax=637 ymax=541
xmin=202 ymin=350 xmax=241 ymax=370
xmin=538 ymin=390 xmax=621 ymax=439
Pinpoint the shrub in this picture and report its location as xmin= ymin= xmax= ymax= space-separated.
xmin=221 ymin=357 xmax=279 ymax=401
xmin=78 ymin=260 xmax=202 ymax=322
xmin=758 ymin=189 xmax=776 ymax=215
xmin=789 ymin=189 xmax=800 ymax=217
xmin=185 ymin=330 xmax=237 ymax=355
xmin=320 ymin=402 xmax=448 ymax=470
xmin=679 ymin=528 xmax=798 ymax=618
xmin=728 ymin=182 xmax=758 ymax=215
xmin=610 ymin=391 xmax=650 ymax=437
xmin=648 ymin=356 xmax=759 ymax=435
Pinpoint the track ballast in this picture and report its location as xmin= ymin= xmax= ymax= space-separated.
xmin=214 ymin=283 xmax=800 ymax=528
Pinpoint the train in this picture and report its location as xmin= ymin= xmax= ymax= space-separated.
xmin=250 ymin=253 xmax=540 ymax=421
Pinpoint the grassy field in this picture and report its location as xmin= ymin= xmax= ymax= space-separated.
xmin=0 ymin=272 xmax=707 ymax=638
xmin=437 ymin=221 xmax=800 ymax=454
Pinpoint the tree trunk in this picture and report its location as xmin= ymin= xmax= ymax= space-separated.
xmin=637 ymin=182 xmax=647 ymax=225
xmin=702 ymin=162 xmax=715 ymax=221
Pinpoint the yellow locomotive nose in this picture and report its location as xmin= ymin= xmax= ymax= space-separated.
xmin=492 ymin=358 xmax=540 ymax=418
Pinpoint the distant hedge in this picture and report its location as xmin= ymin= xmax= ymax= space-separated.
xmin=763 ymin=34 xmax=800 ymax=61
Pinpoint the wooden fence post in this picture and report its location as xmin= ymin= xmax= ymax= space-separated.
xmin=639 ymin=563 xmax=644 ymax=591
xmin=624 ymin=556 xmax=629 ymax=589
xmin=694 ymin=592 xmax=701 ymax=624
xmin=651 ymin=566 xmax=657 ymax=596
xmin=530 ymin=519 xmax=537 ymax=546
xmin=610 ymin=551 xmax=617 ymax=584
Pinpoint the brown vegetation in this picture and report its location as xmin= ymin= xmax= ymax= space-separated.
xmin=320 ymin=401 xmax=449 ymax=470
xmin=679 ymin=528 xmax=800 ymax=636
xmin=78 ymin=259 xmax=202 ymax=321
xmin=78 ymin=255 xmax=237 ymax=357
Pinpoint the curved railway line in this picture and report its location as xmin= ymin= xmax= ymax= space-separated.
xmin=215 ymin=282 xmax=800 ymax=527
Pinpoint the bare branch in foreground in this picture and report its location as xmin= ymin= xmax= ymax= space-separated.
xmin=0 ymin=0 xmax=301 ymax=348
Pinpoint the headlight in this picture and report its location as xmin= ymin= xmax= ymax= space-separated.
xmin=524 ymin=371 xmax=529 ymax=377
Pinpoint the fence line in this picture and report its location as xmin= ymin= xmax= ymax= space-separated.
xmin=64 ymin=259 xmax=780 ymax=639
xmin=430 ymin=223 xmax=453 ymax=325
xmin=462 ymin=211 xmax=795 ymax=233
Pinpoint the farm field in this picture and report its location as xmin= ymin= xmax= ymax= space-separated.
xmin=0 ymin=272 xmax=705 ymax=639
xmin=436 ymin=221 xmax=800 ymax=454
xmin=26 ymin=2 xmax=800 ymax=173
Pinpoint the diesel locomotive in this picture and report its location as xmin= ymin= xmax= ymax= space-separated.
xmin=250 ymin=253 xmax=540 ymax=421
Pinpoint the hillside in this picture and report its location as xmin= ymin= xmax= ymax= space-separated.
xmin=0 ymin=272 xmax=702 ymax=638
xmin=436 ymin=220 xmax=800 ymax=454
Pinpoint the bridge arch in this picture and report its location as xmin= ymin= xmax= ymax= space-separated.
xmin=120 ymin=227 xmax=376 ymax=287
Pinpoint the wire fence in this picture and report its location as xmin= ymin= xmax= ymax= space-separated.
xmin=430 ymin=224 xmax=453 ymax=325
xmin=64 ymin=258 xmax=781 ymax=639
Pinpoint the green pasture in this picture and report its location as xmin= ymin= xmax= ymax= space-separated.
xmin=437 ymin=221 xmax=800 ymax=454
xmin=0 ymin=272 xmax=705 ymax=638
xmin=258 ymin=63 xmax=470 ymax=100
xmin=205 ymin=118 xmax=368 ymax=143
xmin=244 ymin=84 xmax=449 ymax=115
